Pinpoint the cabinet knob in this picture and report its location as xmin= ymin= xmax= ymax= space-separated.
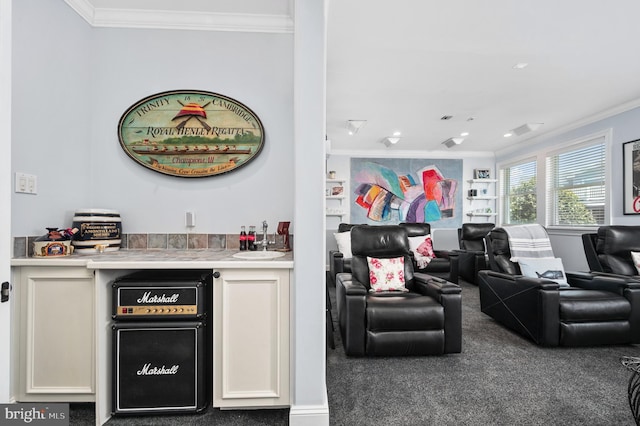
xmin=213 ymin=271 xmax=220 ymax=279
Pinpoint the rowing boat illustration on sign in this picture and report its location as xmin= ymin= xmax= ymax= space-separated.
xmin=131 ymin=145 xmax=252 ymax=155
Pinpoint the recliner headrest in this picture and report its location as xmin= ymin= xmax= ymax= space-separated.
xmin=487 ymin=228 xmax=521 ymax=275
xmin=460 ymin=223 xmax=494 ymax=250
xmin=398 ymin=222 xmax=431 ymax=237
xmin=461 ymin=223 xmax=495 ymax=240
xmin=338 ymin=223 xmax=363 ymax=233
xmin=351 ymin=225 xmax=410 ymax=257
xmin=595 ymin=225 xmax=640 ymax=275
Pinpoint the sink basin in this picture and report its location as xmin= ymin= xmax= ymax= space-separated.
xmin=232 ymin=251 xmax=286 ymax=260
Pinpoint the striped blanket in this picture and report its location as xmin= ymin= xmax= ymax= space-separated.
xmin=502 ymin=224 xmax=554 ymax=261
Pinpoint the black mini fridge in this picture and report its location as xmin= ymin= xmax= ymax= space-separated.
xmin=111 ymin=270 xmax=212 ymax=415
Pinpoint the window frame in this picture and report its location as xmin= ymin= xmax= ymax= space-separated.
xmin=496 ymin=128 xmax=612 ymax=231
xmin=498 ymin=156 xmax=538 ymax=225
xmin=545 ymin=135 xmax=608 ymax=228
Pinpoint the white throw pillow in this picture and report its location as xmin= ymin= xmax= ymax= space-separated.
xmin=517 ymin=257 xmax=569 ymax=287
xmin=334 ymin=231 xmax=352 ymax=259
xmin=631 ymin=251 xmax=640 ymax=274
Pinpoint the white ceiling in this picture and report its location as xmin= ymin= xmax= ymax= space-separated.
xmin=69 ymin=0 xmax=640 ymax=154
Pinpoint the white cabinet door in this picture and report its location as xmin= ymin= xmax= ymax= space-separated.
xmin=15 ymin=267 xmax=95 ymax=401
xmin=213 ymin=268 xmax=289 ymax=408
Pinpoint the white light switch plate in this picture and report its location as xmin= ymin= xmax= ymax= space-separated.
xmin=15 ymin=172 xmax=37 ymax=194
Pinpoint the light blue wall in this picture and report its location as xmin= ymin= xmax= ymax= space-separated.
xmin=11 ymin=0 xmax=93 ymax=236
xmin=11 ymin=0 xmax=294 ymax=236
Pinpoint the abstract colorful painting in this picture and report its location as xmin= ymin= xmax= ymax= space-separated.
xmin=350 ymin=158 xmax=462 ymax=228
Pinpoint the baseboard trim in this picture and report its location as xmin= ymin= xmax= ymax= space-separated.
xmin=289 ymin=400 xmax=330 ymax=426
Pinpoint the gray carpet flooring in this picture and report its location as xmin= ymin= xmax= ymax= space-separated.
xmin=326 ymin=278 xmax=639 ymax=425
xmin=68 ymin=276 xmax=639 ymax=425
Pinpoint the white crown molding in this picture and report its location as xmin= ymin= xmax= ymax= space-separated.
xmin=328 ymin=149 xmax=495 ymax=159
xmin=64 ymin=0 xmax=95 ymax=23
xmin=496 ymin=97 xmax=640 ymax=158
xmin=64 ymin=0 xmax=293 ymax=33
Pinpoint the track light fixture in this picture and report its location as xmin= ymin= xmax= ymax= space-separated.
xmin=381 ymin=137 xmax=401 ymax=147
xmin=441 ymin=137 xmax=464 ymax=148
xmin=347 ymin=120 xmax=367 ymax=135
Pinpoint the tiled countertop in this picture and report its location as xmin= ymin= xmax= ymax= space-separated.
xmin=11 ymin=249 xmax=294 ymax=269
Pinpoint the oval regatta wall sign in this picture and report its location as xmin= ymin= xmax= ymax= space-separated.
xmin=118 ymin=90 xmax=265 ymax=177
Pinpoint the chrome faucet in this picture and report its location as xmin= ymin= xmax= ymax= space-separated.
xmin=257 ymin=220 xmax=273 ymax=251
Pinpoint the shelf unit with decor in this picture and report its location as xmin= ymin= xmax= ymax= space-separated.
xmin=326 ymin=179 xmax=347 ymax=223
xmin=466 ymin=178 xmax=498 ymax=221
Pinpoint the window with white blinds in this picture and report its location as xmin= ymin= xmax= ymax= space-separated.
xmin=500 ymin=159 xmax=537 ymax=224
xmin=545 ymin=137 xmax=605 ymax=226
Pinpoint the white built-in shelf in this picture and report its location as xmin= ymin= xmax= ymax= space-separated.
xmin=467 ymin=196 xmax=498 ymax=201
xmin=466 ymin=212 xmax=497 ymax=217
xmin=326 ymin=178 xmax=346 ymax=220
xmin=467 ymin=179 xmax=498 ymax=184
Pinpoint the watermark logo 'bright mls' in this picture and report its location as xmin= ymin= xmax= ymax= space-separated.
xmin=4 ymin=407 xmax=45 ymax=423
xmin=0 ymin=403 xmax=68 ymax=425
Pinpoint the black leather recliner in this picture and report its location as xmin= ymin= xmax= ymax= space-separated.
xmin=330 ymin=222 xmax=459 ymax=284
xmin=455 ymin=222 xmax=494 ymax=284
xmin=336 ymin=225 xmax=462 ymax=356
xmin=399 ymin=222 xmax=459 ymax=283
xmin=582 ymin=226 xmax=640 ymax=276
xmin=478 ymin=227 xmax=640 ymax=346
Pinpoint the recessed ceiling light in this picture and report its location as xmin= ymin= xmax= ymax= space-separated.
xmin=460 ymin=132 xmax=469 ymax=137
xmin=513 ymin=63 xmax=529 ymax=69
xmin=393 ymin=131 xmax=402 ymax=136
xmin=504 ymin=132 xmax=513 ymax=138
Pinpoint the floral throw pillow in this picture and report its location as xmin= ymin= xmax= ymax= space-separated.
xmin=631 ymin=251 xmax=640 ymax=275
xmin=408 ymin=235 xmax=436 ymax=258
xmin=416 ymin=235 xmax=435 ymax=258
xmin=367 ymin=256 xmax=408 ymax=292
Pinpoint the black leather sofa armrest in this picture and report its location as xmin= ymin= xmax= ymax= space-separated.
xmin=480 ymin=270 xmax=560 ymax=291
xmin=452 ymin=249 xmax=485 ymax=255
xmin=336 ymin=273 xmax=367 ymax=296
xmin=414 ymin=273 xmax=461 ymax=308
xmin=432 ymin=251 xmax=460 ymax=284
xmin=330 ymin=250 xmax=344 ymax=259
xmin=413 ymin=272 xmax=462 ymax=353
xmin=477 ymin=270 xmax=561 ymax=346
xmin=433 ymin=249 xmax=460 ymax=260
xmin=568 ymin=271 xmax=640 ymax=294
xmin=329 ymin=250 xmax=345 ymax=285
xmin=335 ymin=272 xmax=367 ymax=356
xmin=414 ymin=272 xmax=461 ymax=295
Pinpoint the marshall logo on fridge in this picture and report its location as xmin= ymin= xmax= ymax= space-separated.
xmin=112 ymin=284 xmax=205 ymax=320
xmin=137 ymin=363 xmax=180 ymax=376
xmin=137 ymin=292 xmax=181 ymax=304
